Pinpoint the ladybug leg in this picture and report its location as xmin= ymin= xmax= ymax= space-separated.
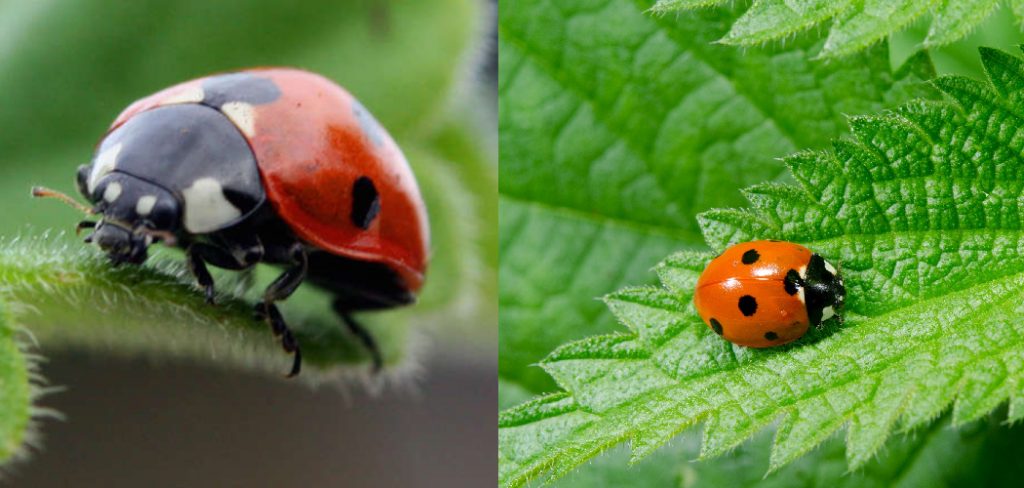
xmin=261 ymin=243 xmax=308 ymax=302
xmin=186 ymin=242 xmax=257 ymax=305
xmin=256 ymin=243 xmax=308 ymax=377
xmin=331 ymin=300 xmax=385 ymax=372
xmin=254 ymin=302 xmax=302 ymax=377
xmin=186 ymin=245 xmax=218 ymax=305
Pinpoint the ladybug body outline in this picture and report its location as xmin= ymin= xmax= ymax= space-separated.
xmin=694 ymin=240 xmax=844 ymax=348
xmin=68 ymin=68 xmax=429 ymax=375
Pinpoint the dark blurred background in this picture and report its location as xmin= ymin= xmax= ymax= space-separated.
xmin=11 ymin=352 xmax=495 ymax=487
xmin=0 ymin=0 xmax=496 ymax=486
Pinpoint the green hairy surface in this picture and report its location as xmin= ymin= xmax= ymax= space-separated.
xmin=650 ymin=0 xmax=1019 ymax=59
xmin=0 ymin=236 xmax=406 ymax=377
xmin=499 ymin=45 xmax=1024 ymax=487
xmin=499 ymin=0 xmax=934 ymax=394
xmin=0 ymin=299 xmax=33 ymax=467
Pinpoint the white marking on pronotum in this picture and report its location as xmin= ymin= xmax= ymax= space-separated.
xmin=161 ymin=85 xmax=205 ymax=105
xmin=824 ymin=260 xmax=837 ymax=275
xmin=798 ymin=265 xmax=808 ymax=279
xmin=88 ymin=142 xmax=122 ymax=194
xmin=181 ymin=178 xmax=241 ymax=233
xmin=221 ymin=101 xmax=256 ymax=137
xmin=136 ymin=195 xmax=157 ymax=216
xmin=797 ymin=287 xmax=806 ymax=305
xmin=821 ymin=305 xmax=835 ymax=322
xmin=103 ymin=182 xmax=122 ymax=203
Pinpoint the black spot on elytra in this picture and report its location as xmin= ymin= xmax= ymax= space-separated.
xmin=784 ymin=269 xmax=801 ymax=296
xmin=709 ymin=318 xmax=723 ymax=335
xmin=764 ymin=331 xmax=778 ymax=341
xmin=741 ymin=249 xmax=760 ymax=264
xmin=351 ymin=176 xmax=381 ymax=229
xmin=738 ymin=295 xmax=757 ymax=316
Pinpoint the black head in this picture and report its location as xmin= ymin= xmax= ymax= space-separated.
xmin=802 ymin=254 xmax=846 ymax=326
xmin=76 ymin=170 xmax=181 ymax=265
xmin=72 ymin=101 xmax=267 ymax=265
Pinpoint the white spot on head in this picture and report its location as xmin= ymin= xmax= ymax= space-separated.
xmin=181 ymin=177 xmax=241 ymax=233
xmin=221 ymin=102 xmax=255 ymax=137
xmin=88 ymin=142 xmax=122 ymax=194
xmin=797 ymin=287 xmax=806 ymax=304
xmin=136 ymin=195 xmax=157 ymax=216
xmin=821 ymin=306 xmax=835 ymax=322
xmin=103 ymin=182 xmax=122 ymax=202
xmin=161 ymin=85 xmax=205 ymax=105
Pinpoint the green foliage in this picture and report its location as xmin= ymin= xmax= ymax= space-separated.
xmin=650 ymin=0 xmax=1022 ymax=59
xmin=499 ymin=46 xmax=1024 ymax=487
xmin=499 ymin=0 xmax=935 ymax=393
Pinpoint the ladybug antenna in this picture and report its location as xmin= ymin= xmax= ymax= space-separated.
xmin=32 ymin=186 xmax=95 ymax=215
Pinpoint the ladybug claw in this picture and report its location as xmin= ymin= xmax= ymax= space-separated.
xmin=255 ymin=301 xmax=303 ymax=377
xmin=201 ymin=283 xmax=216 ymax=305
xmin=285 ymin=348 xmax=302 ymax=378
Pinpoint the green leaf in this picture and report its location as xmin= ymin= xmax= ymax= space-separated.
xmin=0 ymin=235 xmax=407 ymax=376
xmin=0 ymin=298 xmax=34 ymax=465
xmin=652 ymin=0 xmax=1019 ymax=59
xmin=499 ymin=0 xmax=935 ymax=393
xmin=550 ymin=412 xmax=1024 ymax=488
xmin=499 ymin=46 xmax=1024 ymax=486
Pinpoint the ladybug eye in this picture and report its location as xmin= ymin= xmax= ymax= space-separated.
xmin=143 ymin=199 xmax=179 ymax=231
xmin=351 ymin=176 xmax=380 ymax=229
xmin=76 ymin=165 xmax=92 ymax=199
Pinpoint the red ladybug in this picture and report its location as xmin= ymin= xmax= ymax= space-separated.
xmin=693 ymin=241 xmax=844 ymax=348
xmin=35 ymin=68 xmax=429 ymax=376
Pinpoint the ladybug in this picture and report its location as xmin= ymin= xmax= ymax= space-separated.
xmin=693 ymin=240 xmax=844 ymax=348
xmin=33 ymin=68 xmax=429 ymax=376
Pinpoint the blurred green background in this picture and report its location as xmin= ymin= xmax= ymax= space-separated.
xmin=0 ymin=0 xmax=496 ymax=486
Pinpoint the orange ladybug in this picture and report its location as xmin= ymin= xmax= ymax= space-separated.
xmin=693 ymin=240 xmax=845 ymax=348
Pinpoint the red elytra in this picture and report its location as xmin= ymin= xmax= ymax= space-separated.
xmin=694 ymin=240 xmax=845 ymax=348
xmin=110 ymin=68 xmax=429 ymax=292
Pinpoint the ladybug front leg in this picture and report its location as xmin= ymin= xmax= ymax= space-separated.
xmin=186 ymin=242 xmax=260 ymax=304
xmin=255 ymin=242 xmax=307 ymax=377
xmin=186 ymin=245 xmax=218 ymax=305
